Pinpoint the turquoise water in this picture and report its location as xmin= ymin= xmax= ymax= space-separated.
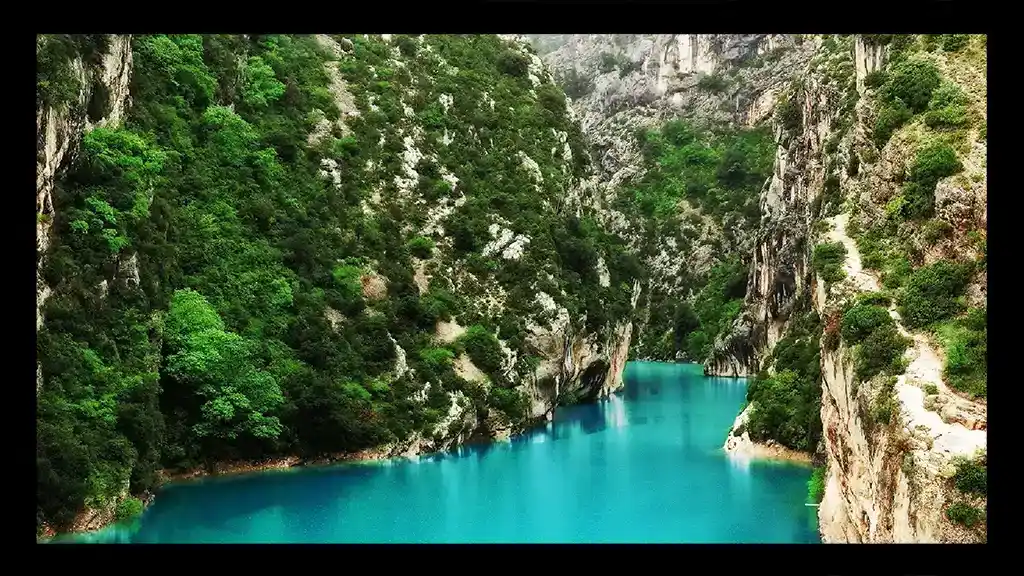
xmin=61 ymin=362 xmax=820 ymax=543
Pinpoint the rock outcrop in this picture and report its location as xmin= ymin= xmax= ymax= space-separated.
xmin=712 ymin=34 xmax=988 ymax=541
xmin=37 ymin=35 xmax=133 ymax=335
xmin=815 ymin=214 xmax=986 ymax=543
xmin=528 ymin=34 xmax=816 ymax=362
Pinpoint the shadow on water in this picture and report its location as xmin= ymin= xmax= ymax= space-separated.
xmin=128 ymin=460 xmax=387 ymax=542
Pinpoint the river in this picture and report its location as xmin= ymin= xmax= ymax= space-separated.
xmin=57 ymin=361 xmax=820 ymax=543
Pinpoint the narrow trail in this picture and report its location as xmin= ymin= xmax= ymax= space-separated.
xmin=825 ymin=214 xmax=986 ymax=457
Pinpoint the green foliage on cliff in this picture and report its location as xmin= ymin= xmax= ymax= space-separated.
xmin=897 ymin=141 xmax=964 ymax=220
xmin=840 ymin=303 xmax=893 ymax=343
xmin=871 ymin=57 xmax=941 ymax=147
xmin=625 ymin=118 xmax=772 ymax=362
xmin=944 ymin=451 xmax=987 ymax=532
xmin=457 ymin=325 xmax=505 ymax=383
xmin=936 ymin=307 xmax=987 ymax=398
xmin=854 ymin=325 xmax=910 ymax=383
xmin=36 ymin=34 xmax=639 ymax=534
xmin=807 ymin=466 xmax=825 ymax=503
xmin=629 ymin=120 xmax=772 ymax=225
xmin=37 ymin=35 xmax=111 ymax=110
xmin=897 ymin=260 xmax=974 ymax=329
xmin=811 ymin=242 xmax=847 ymax=284
xmin=635 ymin=257 xmax=748 ymax=362
xmin=745 ymin=310 xmax=822 ymax=452
xmin=946 ymin=501 xmax=984 ymax=527
xmin=952 ymin=453 xmax=987 ymax=496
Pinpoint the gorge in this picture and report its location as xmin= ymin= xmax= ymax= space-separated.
xmin=36 ymin=33 xmax=987 ymax=543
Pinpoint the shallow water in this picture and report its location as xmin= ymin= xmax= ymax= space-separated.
xmin=61 ymin=362 xmax=820 ymax=543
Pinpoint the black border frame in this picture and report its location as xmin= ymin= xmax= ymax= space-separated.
xmin=26 ymin=1 xmax=999 ymax=565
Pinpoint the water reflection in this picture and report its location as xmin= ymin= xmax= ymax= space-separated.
xmin=62 ymin=361 xmax=819 ymax=544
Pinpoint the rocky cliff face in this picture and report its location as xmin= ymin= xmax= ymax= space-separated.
xmin=36 ymin=34 xmax=137 ymax=534
xmin=308 ymin=35 xmax=641 ymax=453
xmin=527 ymin=34 xmax=816 ymax=362
xmin=36 ymin=35 xmax=133 ymax=335
xmin=814 ymin=35 xmax=988 ymax=542
xmin=712 ymin=34 xmax=988 ymax=541
xmin=814 ymin=214 xmax=986 ymax=543
xmin=530 ymin=33 xmax=813 ymax=254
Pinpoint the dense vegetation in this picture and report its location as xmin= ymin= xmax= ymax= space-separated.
xmin=745 ymin=307 xmax=823 ymax=452
xmin=811 ymin=242 xmax=847 ymax=284
xmin=852 ymin=34 xmax=986 ymax=399
xmin=807 ymin=466 xmax=825 ymax=504
xmin=36 ymin=34 xmax=640 ymax=535
xmin=623 ymin=120 xmax=774 ymax=361
xmin=945 ymin=452 xmax=987 ymax=532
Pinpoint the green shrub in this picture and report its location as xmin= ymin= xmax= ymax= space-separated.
xmin=854 ymin=325 xmax=910 ymax=382
xmin=496 ymin=51 xmax=530 ymax=77
xmin=407 ymin=235 xmax=435 ymax=259
xmin=864 ymin=70 xmax=887 ymax=89
xmin=952 ymin=455 xmax=987 ymax=496
xmin=869 ymin=376 xmax=900 ymax=427
xmin=459 ymin=325 xmax=505 ymax=381
xmin=881 ymin=255 xmax=913 ymax=289
xmin=846 ymin=153 xmax=860 ymax=177
xmin=945 ymin=501 xmax=984 ymax=527
xmin=872 ymin=98 xmax=912 ymax=148
xmin=395 ymin=35 xmax=418 ymax=58
xmin=697 ymin=73 xmax=729 ymax=94
xmin=856 ymin=291 xmax=892 ymax=307
xmin=115 ymin=496 xmax=144 ymax=522
xmin=812 ymin=242 xmax=847 ymax=284
xmin=941 ymin=34 xmax=970 ymax=52
xmin=897 ymin=260 xmax=974 ymax=328
xmin=488 ymin=387 xmax=530 ymax=423
xmin=807 ymin=467 xmax=826 ymax=503
xmin=776 ymin=95 xmax=803 ymax=135
xmin=899 ymin=142 xmax=963 ymax=219
xmin=924 ymin=383 xmax=939 ymax=395
xmin=924 ymin=82 xmax=971 ymax=130
xmin=841 ymin=304 xmax=893 ymax=344
xmin=558 ymin=68 xmax=594 ymax=100
xmin=922 ymin=219 xmax=954 ymax=244
xmin=598 ymin=52 xmax=619 ymax=74
xmin=940 ymin=307 xmax=987 ymax=398
xmin=882 ymin=58 xmax=941 ymax=113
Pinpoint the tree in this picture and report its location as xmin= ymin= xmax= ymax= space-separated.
xmin=242 ymin=56 xmax=286 ymax=108
xmin=163 ymin=289 xmax=285 ymax=443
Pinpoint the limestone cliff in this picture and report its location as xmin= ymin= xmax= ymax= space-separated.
xmin=36 ymin=35 xmax=133 ymax=384
xmin=306 ymin=35 xmax=641 ymax=456
xmin=528 ymin=34 xmax=815 ymax=363
xmin=714 ymin=34 xmax=988 ymax=541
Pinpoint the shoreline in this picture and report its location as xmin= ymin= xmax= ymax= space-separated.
xmin=722 ymin=404 xmax=815 ymax=466
xmin=43 ymin=364 xmax=758 ymax=541
xmin=43 ymin=411 xmax=555 ymax=541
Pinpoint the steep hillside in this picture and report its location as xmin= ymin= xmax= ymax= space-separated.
xmin=535 ymin=33 xmax=988 ymax=542
xmin=36 ymin=33 xmax=988 ymax=544
xmin=712 ymin=34 xmax=988 ymax=542
xmin=527 ymin=34 xmax=816 ymax=364
xmin=35 ymin=34 xmax=642 ymax=537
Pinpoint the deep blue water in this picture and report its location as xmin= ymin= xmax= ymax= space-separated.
xmin=61 ymin=362 xmax=820 ymax=543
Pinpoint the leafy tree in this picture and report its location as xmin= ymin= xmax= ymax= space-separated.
xmin=164 ymin=289 xmax=285 ymax=443
xmin=242 ymin=56 xmax=286 ymax=108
